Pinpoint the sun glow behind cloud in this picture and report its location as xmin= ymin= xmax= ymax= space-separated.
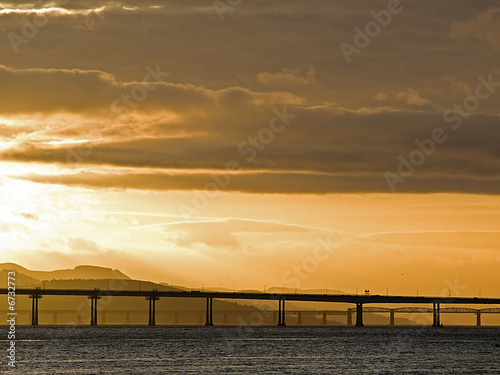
xmin=0 ymin=0 xmax=499 ymax=295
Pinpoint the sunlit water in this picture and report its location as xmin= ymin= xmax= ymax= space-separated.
xmin=4 ymin=326 xmax=500 ymax=374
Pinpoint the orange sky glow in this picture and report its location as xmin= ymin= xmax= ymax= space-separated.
xmin=1 ymin=1 xmax=499 ymax=297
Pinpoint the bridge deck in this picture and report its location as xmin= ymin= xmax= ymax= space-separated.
xmin=1 ymin=289 xmax=500 ymax=305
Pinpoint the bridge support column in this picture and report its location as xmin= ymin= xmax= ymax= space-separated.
xmin=205 ymin=298 xmax=214 ymax=326
xmin=347 ymin=309 xmax=353 ymax=326
xmin=355 ymin=303 xmax=364 ymax=327
xmin=432 ymin=303 xmax=436 ymax=326
xmin=277 ymin=299 xmax=286 ymax=326
xmin=390 ymin=310 xmax=395 ymax=326
xmin=149 ymin=298 xmax=152 ymax=326
xmin=88 ymin=295 xmax=101 ymax=326
xmin=322 ymin=312 xmax=327 ymax=325
xmin=147 ymin=296 xmax=160 ymax=326
xmin=432 ymin=303 xmax=441 ymax=327
xmin=476 ymin=311 xmax=481 ymax=327
xmin=29 ymin=294 xmax=42 ymax=326
xmin=278 ymin=300 xmax=282 ymax=326
xmin=94 ymin=296 xmax=100 ymax=325
xmin=282 ymin=300 xmax=286 ymax=326
xmin=90 ymin=297 xmax=94 ymax=325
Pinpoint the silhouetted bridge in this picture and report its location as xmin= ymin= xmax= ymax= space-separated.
xmin=2 ymin=288 xmax=500 ymax=327
xmin=3 ymin=307 xmax=500 ymax=326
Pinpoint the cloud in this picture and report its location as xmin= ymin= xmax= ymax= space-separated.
xmin=1 ymin=1 xmax=499 ymax=195
xmin=450 ymin=8 xmax=500 ymax=49
xmin=155 ymin=218 xmax=319 ymax=251
xmin=396 ymin=89 xmax=432 ymax=107
xmin=0 ymin=64 xmax=303 ymax=119
xmin=14 ymin=171 xmax=500 ymax=195
xmin=357 ymin=230 xmax=500 ymax=252
xmin=3 ymin=107 xmax=500 ymax=194
xmin=375 ymin=89 xmax=432 ymax=107
xmin=18 ymin=212 xmax=38 ymax=221
xmin=67 ymin=237 xmax=106 ymax=254
xmin=257 ymin=66 xmax=316 ymax=89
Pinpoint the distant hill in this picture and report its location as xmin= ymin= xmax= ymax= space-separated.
xmin=0 ymin=269 xmax=40 ymax=287
xmin=0 ymin=263 xmax=130 ymax=281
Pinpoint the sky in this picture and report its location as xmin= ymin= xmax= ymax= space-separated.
xmin=0 ymin=0 xmax=500 ymax=297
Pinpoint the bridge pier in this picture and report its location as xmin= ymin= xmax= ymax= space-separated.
xmin=355 ymin=303 xmax=364 ymax=327
xmin=476 ymin=311 xmax=481 ymax=326
xmin=89 ymin=296 xmax=94 ymax=325
xmin=277 ymin=299 xmax=286 ymax=326
xmin=29 ymin=293 xmax=42 ymax=326
xmin=390 ymin=309 xmax=395 ymax=326
xmin=146 ymin=296 xmax=160 ymax=326
xmin=322 ymin=312 xmax=327 ymax=325
xmin=432 ymin=303 xmax=441 ymax=327
xmin=88 ymin=295 xmax=101 ymax=326
xmin=347 ymin=309 xmax=353 ymax=325
xmin=205 ymin=298 xmax=214 ymax=326
xmin=278 ymin=300 xmax=281 ymax=325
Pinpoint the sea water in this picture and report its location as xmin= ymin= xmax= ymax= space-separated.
xmin=4 ymin=326 xmax=500 ymax=374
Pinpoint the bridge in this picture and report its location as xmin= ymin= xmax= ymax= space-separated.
xmin=3 ymin=307 xmax=500 ymax=326
xmin=2 ymin=288 xmax=500 ymax=327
